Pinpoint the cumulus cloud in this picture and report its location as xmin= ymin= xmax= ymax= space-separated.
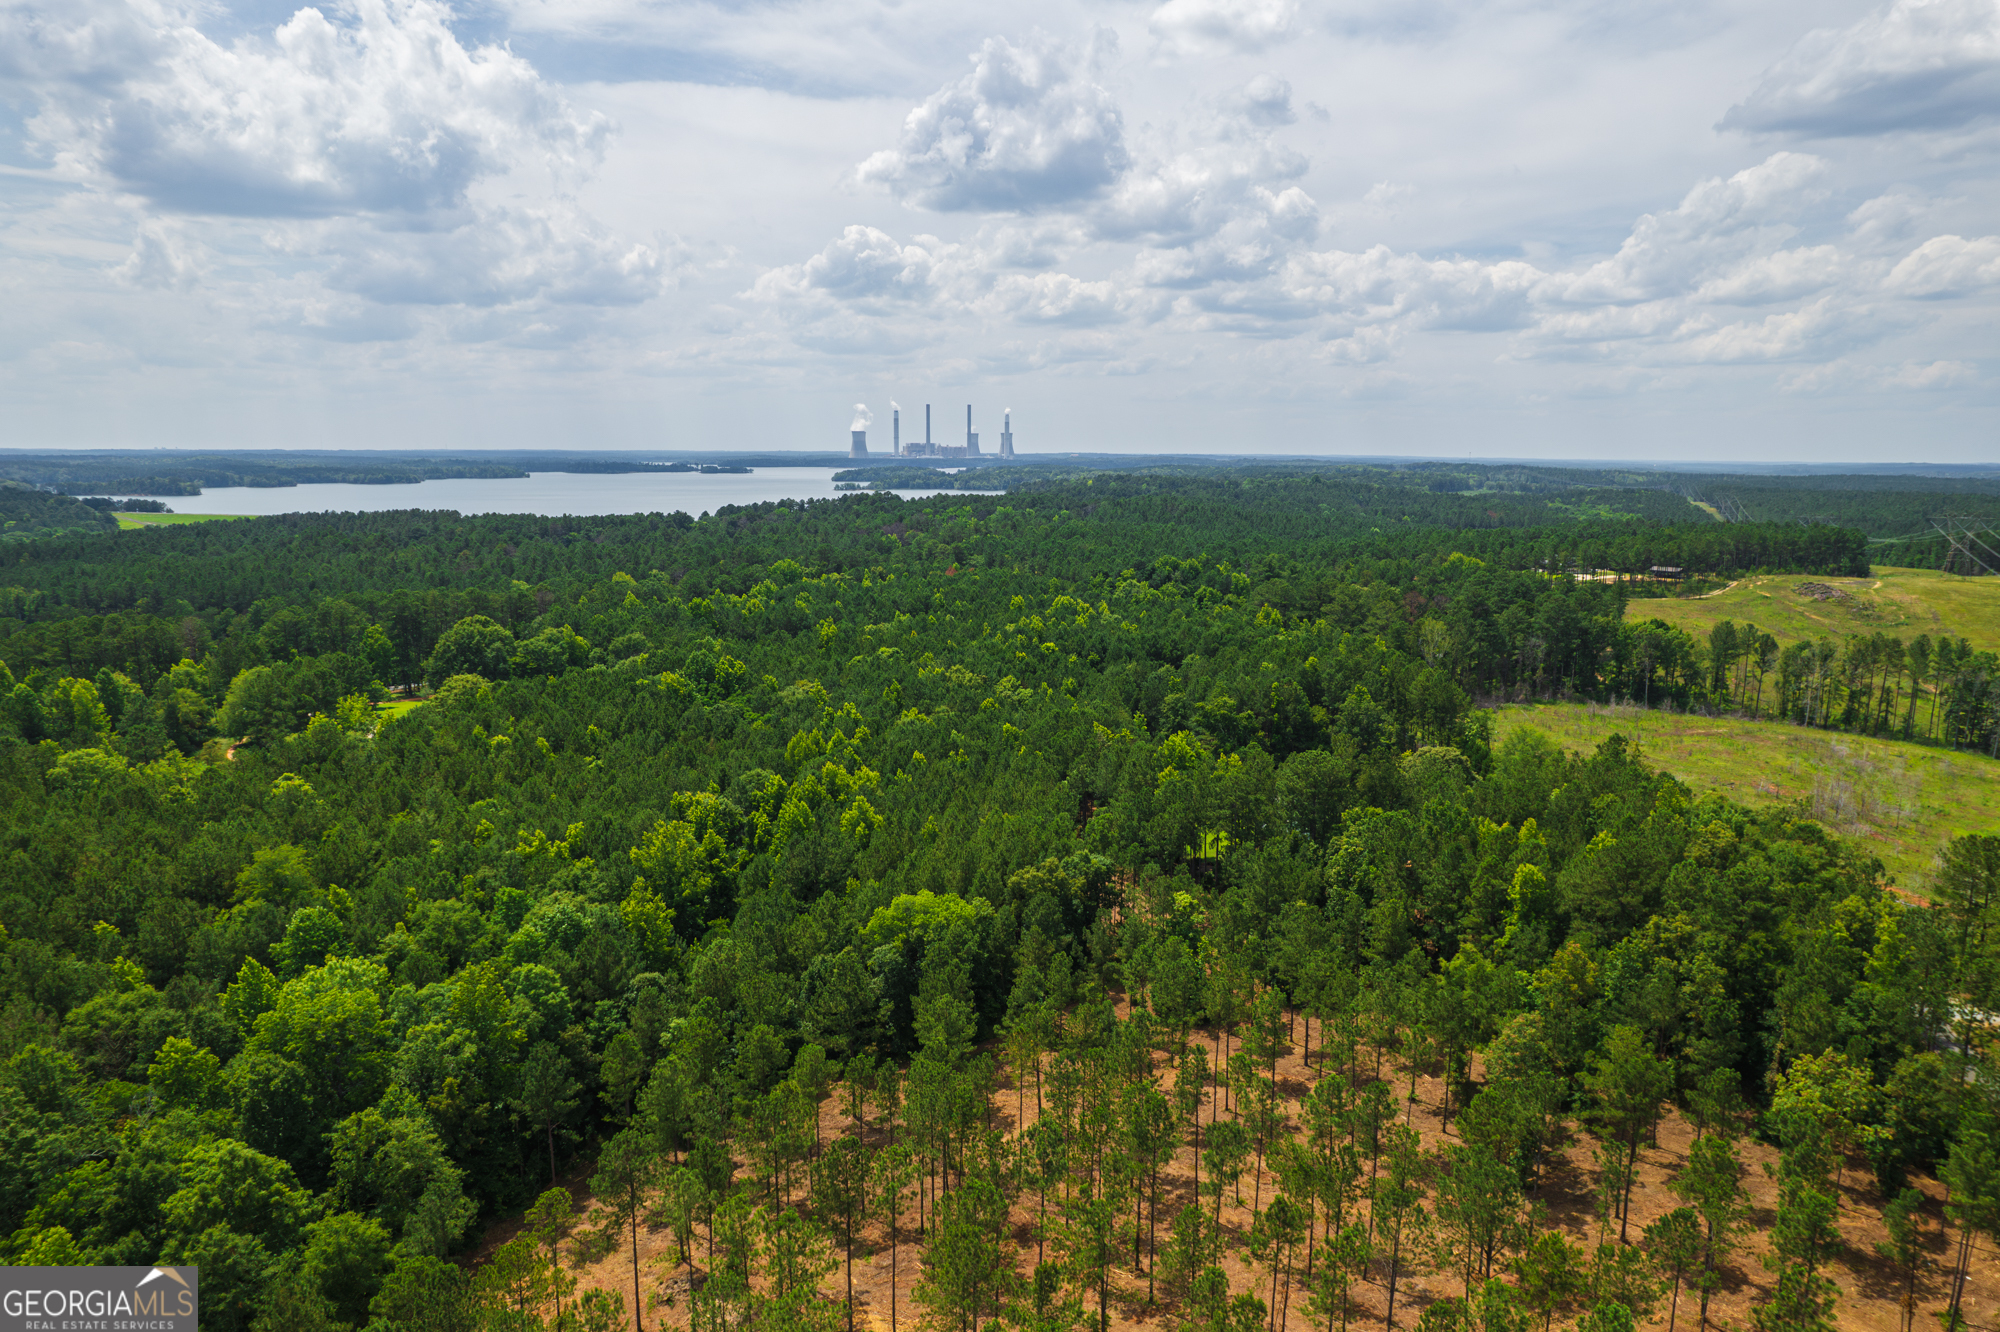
xmin=1722 ymin=0 xmax=2000 ymax=137
xmin=1149 ymin=0 xmax=1299 ymax=56
xmin=854 ymin=31 xmax=1129 ymax=213
xmin=984 ymin=270 xmax=1125 ymax=324
xmin=1258 ymin=152 xmax=1989 ymax=369
xmin=0 ymin=0 xmax=670 ymax=334
xmin=749 ymin=225 xmax=967 ymax=307
xmin=1692 ymin=246 xmax=1846 ymax=305
xmin=1281 ymin=246 xmax=1544 ymax=330
xmin=1665 ymin=297 xmax=1860 ymax=364
xmin=1234 ymin=74 xmax=1298 ymax=126
xmin=1885 ymin=232 xmax=2000 ymax=295
xmin=1543 ymin=153 xmax=1829 ymax=305
xmin=1094 ymin=75 xmax=1316 ymax=265
xmin=13 ymin=0 xmax=607 ymax=217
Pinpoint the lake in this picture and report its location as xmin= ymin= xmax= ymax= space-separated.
xmin=163 ymin=468 xmax=992 ymax=517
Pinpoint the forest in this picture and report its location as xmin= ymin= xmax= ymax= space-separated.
xmin=0 ymin=484 xmax=121 ymax=544
xmin=0 ymin=467 xmax=1996 ymax=1332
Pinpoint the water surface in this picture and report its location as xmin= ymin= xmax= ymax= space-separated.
xmin=170 ymin=469 xmax=989 ymax=517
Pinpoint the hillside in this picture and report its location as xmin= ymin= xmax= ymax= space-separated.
xmin=0 ymin=483 xmax=119 ymax=542
xmin=1490 ymin=702 xmax=2000 ymax=892
xmin=1628 ymin=567 xmax=2000 ymax=655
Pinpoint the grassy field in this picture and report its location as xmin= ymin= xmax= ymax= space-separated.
xmin=1628 ymin=566 xmax=2000 ymax=652
xmin=1492 ymin=702 xmax=2000 ymax=892
xmin=374 ymin=697 xmax=429 ymax=722
xmin=114 ymin=512 xmax=249 ymax=529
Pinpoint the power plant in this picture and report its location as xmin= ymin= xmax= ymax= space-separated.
xmin=848 ymin=401 xmax=1018 ymax=458
xmin=848 ymin=403 xmax=871 ymax=458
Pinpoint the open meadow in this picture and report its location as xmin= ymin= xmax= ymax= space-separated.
xmin=1492 ymin=701 xmax=2000 ymax=893
xmin=112 ymin=511 xmax=249 ymax=528
xmin=1627 ymin=566 xmax=2000 ymax=654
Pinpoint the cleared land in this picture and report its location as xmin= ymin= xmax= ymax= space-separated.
xmin=1627 ymin=566 xmax=2000 ymax=653
xmin=113 ymin=511 xmax=248 ymax=528
xmin=1492 ymin=702 xmax=2000 ymax=892
xmin=477 ymin=999 xmax=1990 ymax=1332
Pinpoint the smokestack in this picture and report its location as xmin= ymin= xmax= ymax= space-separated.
xmin=966 ymin=404 xmax=978 ymax=454
xmin=891 ymin=401 xmax=901 ymax=454
xmin=1001 ymin=408 xmax=1014 ymax=459
xmin=925 ymin=404 xmax=931 ymax=448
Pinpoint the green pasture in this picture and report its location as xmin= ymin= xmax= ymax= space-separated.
xmin=374 ymin=697 xmax=429 ymax=723
xmin=1492 ymin=701 xmax=2000 ymax=893
xmin=1628 ymin=566 xmax=2000 ymax=653
xmin=114 ymin=512 xmax=249 ymax=529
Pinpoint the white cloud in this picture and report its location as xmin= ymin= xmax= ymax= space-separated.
xmin=1783 ymin=356 xmax=1979 ymax=391
xmin=1723 ymin=0 xmax=2000 ymax=138
xmin=4 ymin=0 xmax=1998 ymax=457
xmin=854 ymin=32 xmax=1129 ymax=213
xmin=1846 ymin=189 xmax=1938 ymax=247
xmin=1692 ymin=245 xmax=1846 ymax=305
xmin=1281 ymin=245 xmax=1544 ymax=330
xmin=984 ymin=270 xmax=1125 ymax=324
xmin=0 ymin=0 xmax=667 ymax=337
xmin=1887 ymin=357 xmax=1978 ymax=386
xmin=1363 ymin=181 xmax=1414 ymax=212
xmin=14 ymin=0 xmax=606 ymax=217
xmin=1884 ymin=232 xmax=2000 ymax=295
xmin=1091 ymin=75 xmax=1317 ymax=287
xmin=749 ymin=225 xmax=965 ymax=307
xmin=1666 ymin=297 xmax=1857 ymax=363
xmin=1234 ymin=74 xmax=1297 ymax=127
xmin=1543 ymin=153 xmax=1829 ymax=305
xmin=1149 ymin=0 xmax=1298 ymax=56
xmin=113 ymin=218 xmax=207 ymax=288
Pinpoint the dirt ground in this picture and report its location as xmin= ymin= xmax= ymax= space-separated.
xmin=476 ymin=1001 xmax=1997 ymax=1331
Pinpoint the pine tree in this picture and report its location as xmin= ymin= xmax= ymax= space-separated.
xmin=590 ymin=1129 xmax=662 ymax=1332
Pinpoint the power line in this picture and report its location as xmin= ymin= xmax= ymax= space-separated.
xmin=1932 ymin=513 xmax=2000 ymax=576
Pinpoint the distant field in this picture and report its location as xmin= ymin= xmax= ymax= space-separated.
xmin=374 ymin=697 xmax=428 ymax=722
xmin=114 ymin=512 xmax=249 ymax=529
xmin=1492 ymin=702 xmax=2000 ymax=892
xmin=1628 ymin=566 xmax=2000 ymax=652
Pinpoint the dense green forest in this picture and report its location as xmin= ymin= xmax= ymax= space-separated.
xmin=0 ymin=471 xmax=1996 ymax=1332
xmin=0 ymin=484 xmax=120 ymax=544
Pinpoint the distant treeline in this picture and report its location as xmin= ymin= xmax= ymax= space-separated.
xmin=839 ymin=459 xmax=2000 ymax=542
xmin=0 ymin=453 xmax=692 ymax=496
xmin=0 ymin=485 xmax=119 ymax=543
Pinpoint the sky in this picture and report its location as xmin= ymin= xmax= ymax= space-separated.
xmin=1 ymin=0 xmax=1998 ymax=460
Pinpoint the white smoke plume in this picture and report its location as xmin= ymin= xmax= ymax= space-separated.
xmin=851 ymin=403 xmax=872 ymax=430
xmin=890 ymin=400 xmax=901 ymax=411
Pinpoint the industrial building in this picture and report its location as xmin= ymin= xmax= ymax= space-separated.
xmin=858 ymin=403 xmax=1016 ymax=458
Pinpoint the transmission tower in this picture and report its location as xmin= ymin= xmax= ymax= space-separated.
xmin=1932 ymin=513 xmax=2000 ymax=576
